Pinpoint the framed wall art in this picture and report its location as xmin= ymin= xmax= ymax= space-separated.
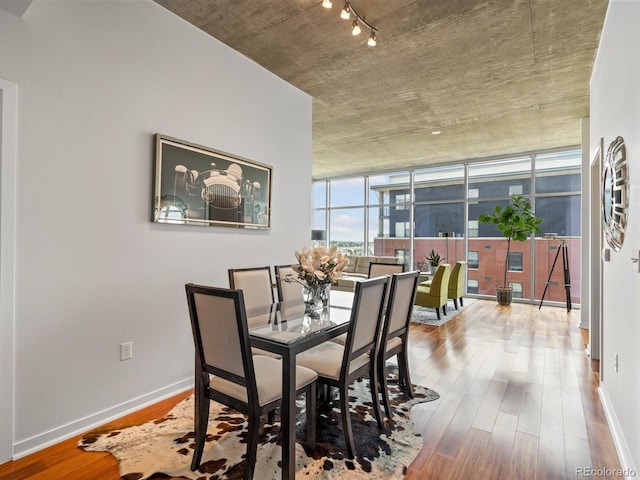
xmin=153 ymin=134 xmax=272 ymax=229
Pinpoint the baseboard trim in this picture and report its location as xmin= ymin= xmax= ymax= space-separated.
xmin=12 ymin=378 xmax=192 ymax=459
xmin=598 ymin=384 xmax=638 ymax=478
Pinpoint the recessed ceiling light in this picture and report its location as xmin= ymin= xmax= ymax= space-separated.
xmin=432 ymin=130 xmax=442 ymax=135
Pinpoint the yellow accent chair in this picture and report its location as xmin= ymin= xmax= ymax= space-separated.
xmin=448 ymin=261 xmax=467 ymax=310
xmin=414 ymin=264 xmax=451 ymax=320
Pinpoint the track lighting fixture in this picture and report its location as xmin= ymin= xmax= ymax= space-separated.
xmin=329 ymin=1 xmax=378 ymax=46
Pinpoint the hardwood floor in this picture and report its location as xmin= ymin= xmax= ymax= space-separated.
xmin=405 ymin=300 xmax=622 ymax=479
xmin=0 ymin=300 xmax=622 ymax=479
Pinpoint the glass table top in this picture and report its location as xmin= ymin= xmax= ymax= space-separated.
xmin=247 ymin=292 xmax=353 ymax=345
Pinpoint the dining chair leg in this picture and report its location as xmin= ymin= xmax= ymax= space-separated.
xmin=453 ymin=298 xmax=459 ymax=309
xmin=443 ymin=304 xmax=447 ymax=315
xmin=396 ymin=356 xmax=406 ymax=388
xmin=339 ymin=386 xmax=355 ymax=459
xmin=460 ymin=297 xmax=464 ymax=307
xmin=244 ymin=411 xmax=260 ymax=480
xmin=368 ymin=361 xmax=384 ymax=429
xmin=378 ymin=357 xmax=392 ymax=419
xmin=306 ymin=382 xmax=316 ymax=450
xmin=318 ymin=384 xmax=329 ymax=403
xmin=398 ymin=347 xmax=414 ymax=398
xmin=191 ymin=391 xmax=210 ymax=471
xmin=435 ymin=307 xmax=441 ymax=320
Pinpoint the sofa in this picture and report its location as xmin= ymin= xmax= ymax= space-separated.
xmin=333 ymin=255 xmax=401 ymax=291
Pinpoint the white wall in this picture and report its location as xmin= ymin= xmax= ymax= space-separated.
xmin=590 ymin=0 xmax=640 ymax=474
xmin=0 ymin=0 xmax=313 ymax=458
xmin=0 ymin=78 xmax=18 ymax=463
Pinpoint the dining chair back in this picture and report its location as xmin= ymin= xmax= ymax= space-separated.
xmin=377 ymin=270 xmax=420 ymax=418
xmin=228 ymin=266 xmax=275 ymax=310
xmin=274 ymin=264 xmax=303 ymax=303
xmin=367 ymin=261 xmax=406 ymax=279
xmin=296 ymin=275 xmax=388 ymax=458
xmin=185 ymin=283 xmax=317 ymax=479
xmin=229 ymin=266 xmax=280 ymax=359
xmin=348 ymin=278 xmax=388 ymax=355
xmin=368 ymin=262 xmax=406 ymax=308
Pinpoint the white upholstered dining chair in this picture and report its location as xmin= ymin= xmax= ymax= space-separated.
xmin=228 ymin=266 xmax=275 ymax=310
xmin=295 ymin=276 xmax=388 ymax=459
xmin=368 ymin=261 xmax=406 ymax=309
xmin=229 ymin=266 xmax=279 ymax=359
xmin=367 ymin=261 xmax=406 ymax=279
xmin=331 ymin=261 xmax=406 ymax=347
xmin=274 ymin=264 xmax=303 ymax=303
xmin=376 ymin=270 xmax=420 ymax=419
xmin=185 ymin=283 xmax=317 ymax=480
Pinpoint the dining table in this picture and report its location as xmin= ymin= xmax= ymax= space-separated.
xmin=246 ymin=289 xmax=354 ymax=480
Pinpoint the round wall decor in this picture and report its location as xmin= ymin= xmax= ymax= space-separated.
xmin=602 ymin=135 xmax=629 ymax=251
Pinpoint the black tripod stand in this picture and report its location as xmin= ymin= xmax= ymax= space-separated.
xmin=539 ymin=240 xmax=571 ymax=312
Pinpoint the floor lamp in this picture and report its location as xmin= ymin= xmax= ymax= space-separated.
xmin=438 ymin=231 xmax=454 ymax=262
xmin=311 ymin=229 xmax=326 ymax=246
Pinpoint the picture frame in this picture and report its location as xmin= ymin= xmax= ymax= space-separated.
xmin=153 ymin=134 xmax=272 ymax=229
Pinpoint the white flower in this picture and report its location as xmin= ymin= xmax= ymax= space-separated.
xmin=292 ymin=245 xmax=349 ymax=286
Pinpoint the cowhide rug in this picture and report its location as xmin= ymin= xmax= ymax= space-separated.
xmin=78 ymin=370 xmax=439 ymax=479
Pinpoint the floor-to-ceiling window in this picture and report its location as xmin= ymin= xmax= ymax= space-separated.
xmin=468 ymin=156 xmax=533 ymax=298
xmin=312 ymin=148 xmax=582 ymax=306
xmin=319 ymin=177 xmax=366 ymax=255
xmin=367 ymin=172 xmax=411 ymax=262
xmin=413 ymin=165 xmax=466 ymax=270
xmin=532 ymin=150 xmax=581 ymax=304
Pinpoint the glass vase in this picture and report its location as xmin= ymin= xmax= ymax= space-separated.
xmin=302 ymin=283 xmax=331 ymax=317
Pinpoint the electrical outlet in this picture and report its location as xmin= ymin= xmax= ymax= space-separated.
xmin=120 ymin=342 xmax=133 ymax=361
xmin=614 ymin=354 xmax=618 ymax=373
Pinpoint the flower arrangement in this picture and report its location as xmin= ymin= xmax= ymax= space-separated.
xmin=291 ymin=245 xmax=349 ymax=287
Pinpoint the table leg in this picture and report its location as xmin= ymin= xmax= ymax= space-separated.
xmin=281 ymin=351 xmax=296 ymax=480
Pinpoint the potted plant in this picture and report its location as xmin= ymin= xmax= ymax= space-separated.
xmin=425 ymin=249 xmax=444 ymax=268
xmin=478 ymin=194 xmax=543 ymax=305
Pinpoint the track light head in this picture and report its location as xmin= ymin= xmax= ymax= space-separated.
xmin=322 ymin=0 xmax=332 ymax=9
xmin=367 ymin=30 xmax=377 ymax=46
xmin=352 ymin=18 xmax=361 ymax=35
xmin=340 ymin=2 xmax=351 ymax=19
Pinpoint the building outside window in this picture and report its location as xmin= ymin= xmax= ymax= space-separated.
xmin=508 ymin=252 xmax=524 ymax=272
xmin=468 ymin=251 xmax=479 ymax=269
xmin=394 ymin=249 xmax=410 ymax=267
xmin=468 ymin=220 xmax=479 ymax=238
xmin=509 ymin=282 xmax=523 ymax=299
xmin=395 ymin=193 xmax=410 ymax=210
xmin=312 ymin=148 xmax=581 ymax=306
